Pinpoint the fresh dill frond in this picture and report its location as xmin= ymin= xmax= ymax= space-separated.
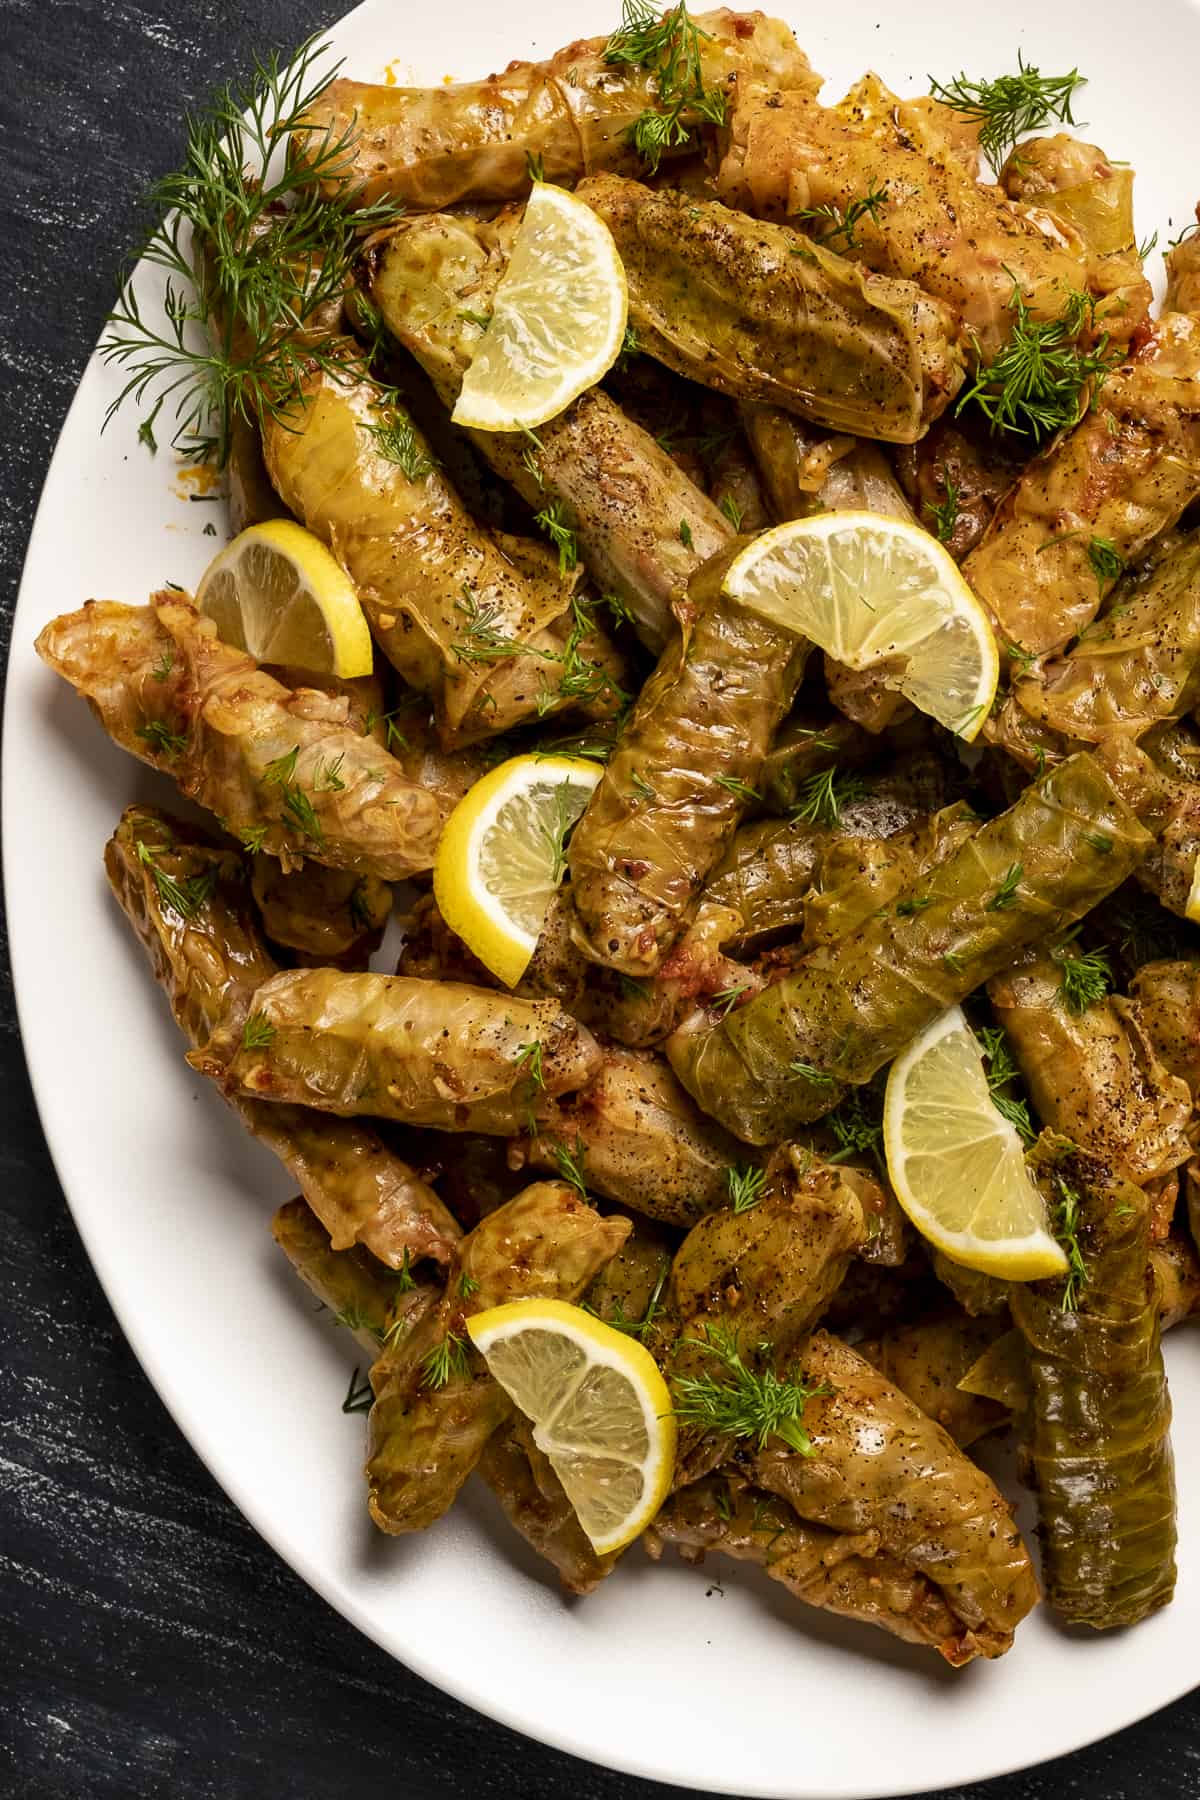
xmin=714 ymin=773 xmax=760 ymax=802
xmin=1082 ymin=831 xmax=1113 ymax=854
xmin=600 ymin=590 xmax=636 ymax=629
xmin=978 ymin=1025 xmax=1035 ymax=1143
xmin=718 ymin=493 xmax=743 ymax=531
xmin=241 ymin=1010 xmax=276 ymax=1051
xmin=605 ymin=0 xmax=727 ymax=174
xmin=986 ymin=863 xmax=1024 ymax=911
xmin=956 ymin=279 xmax=1120 ymax=440
xmin=239 ymin=823 xmax=269 ymax=855
xmin=394 ymin=1248 xmax=417 ymax=1294
xmin=313 ymin=754 xmax=345 ymax=793
xmin=452 ymin=590 xmax=544 ymax=667
xmin=341 ymin=1366 xmax=374 ymax=1414
xmin=1051 ymin=934 xmax=1112 ymax=1014
xmin=421 ymin=1332 xmax=471 ymax=1390
xmin=928 ymin=55 xmax=1086 ymax=167
xmin=1168 ymin=219 xmax=1200 ymax=250
xmin=363 ymin=706 xmax=410 ymax=752
xmin=584 ymin=1264 xmax=668 ymax=1340
xmin=1053 ymin=1175 xmax=1089 ymax=1311
xmin=678 ymin=519 xmax=694 ymax=549
xmin=824 ymin=1086 xmax=884 ymax=1167
xmin=1137 ymin=230 xmax=1159 ymax=262
xmin=895 ymin=895 xmax=932 ymax=917
xmin=457 ymin=308 xmax=491 ymax=330
xmin=366 ymin=404 xmax=435 ymax=481
xmin=791 ymin=765 xmax=868 ymax=827
xmin=138 ymin=395 xmax=164 ymax=453
xmin=151 ymin=646 xmax=175 ymax=683
xmin=710 ymin=984 xmax=750 ymax=1018
xmin=796 ymin=187 xmax=887 ymax=252
xmin=457 ymin=1272 xmax=480 ymax=1299
xmin=540 ymin=780 xmax=582 ymax=885
xmin=551 ymin=1135 xmax=589 ymax=1198
xmin=925 ymin=473 xmax=961 ymax=544
xmin=629 ymin=770 xmax=657 ymax=803
xmin=136 ymin=717 xmax=188 ymax=759
xmin=1086 ymin=535 xmax=1125 ymax=589
xmin=671 ymin=1322 xmax=828 ymax=1454
xmin=134 ymin=839 xmax=218 ymax=922
xmin=100 ymin=35 xmax=406 ymax=465
xmin=727 ymin=1164 xmax=767 ymax=1214
xmin=525 ymin=150 xmax=545 ymax=184
xmin=788 ymin=1060 xmax=838 ymax=1088
xmin=514 ymin=1040 xmax=546 ymax=1090
xmin=534 ymin=500 xmax=579 ymax=575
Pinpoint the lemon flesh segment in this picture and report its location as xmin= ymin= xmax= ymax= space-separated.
xmin=1186 ymin=853 xmax=1200 ymax=923
xmin=467 ymin=1298 xmax=676 ymax=1555
xmin=883 ymin=1005 xmax=1068 ymax=1281
xmin=452 ymin=183 xmax=628 ymax=432
xmin=722 ymin=511 xmax=999 ymax=741
xmin=196 ymin=519 xmax=373 ymax=678
xmin=433 ymin=755 xmax=602 ymax=988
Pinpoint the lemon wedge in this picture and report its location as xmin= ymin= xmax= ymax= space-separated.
xmin=1186 ymin=854 xmax=1200 ymax=924
xmin=467 ymin=1298 xmax=675 ymax=1555
xmin=721 ymin=511 xmax=999 ymax=741
xmin=433 ymin=754 xmax=601 ymax=987
xmin=883 ymin=1006 xmax=1068 ymax=1280
xmin=196 ymin=519 xmax=373 ymax=678
xmin=451 ymin=182 xmax=628 ymax=432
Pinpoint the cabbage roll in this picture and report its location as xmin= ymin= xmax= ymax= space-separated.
xmin=38 ymin=599 xmax=444 ymax=880
xmin=576 ymin=176 xmax=965 ymax=443
xmin=251 ymin=856 xmax=390 ymax=967
xmin=669 ymin=754 xmax=1150 ymax=1143
xmin=1130 ymin=959 xmax=1200 ymax=1097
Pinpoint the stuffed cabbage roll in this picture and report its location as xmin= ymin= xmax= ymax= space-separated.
xmin=576 ymin=176 xmax=965 ymax=443
xmin=1010 ymin=1145 xmax=1177 ymax=1628
xmin=1130 ymin=959 xmax=1200 ymax=1098
xmin=251 ymin=856 xmax=390 ymax=967
xmin=987 ymin=952 xmax=1192 ymax=1184
xmin=646 ymin=1475 xmax=975 ymax=1661
xmin=271 ymin=1196 xmax=440 ymax=1358
xmin=38 ymin=599 xmax=444 ymax=880
xmin=567 ymin=553 xmax=810 ymax=976
xmin=367 ymin=1182 xmax=629 ymax=1531
xmin=261 ymin=358 xmax=626 ymax=745
xmin=717 ymin=75 xmax=1127 ymax=359
xmin=211 ymin=967 xmax=600 ymax=1134
xmin=744 ymin=1331 xmax=1038 ymax=1658
xmin=297 ymin=10 xmax=818 ymax=209
xmin=856 ymin=1313 xmax=1011 ymax=1448
xmin=369 ymin=209 xmax=731 ymax=654
xmin=105 ymin=807 xmax=459 ymax=1266
xmin=669 ymin=754 xmax=1150 ymax=1143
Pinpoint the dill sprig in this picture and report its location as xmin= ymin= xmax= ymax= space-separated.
xmin=788 ymin=1059 xmax=838 ymax=1088
xmin=1053 ymin=1175 xmax=1089 ymax=1312
xmin=451 ymin=590 xmax=546 ymax=667
xmin=727 ymin=1164 xmax=767 ymax=1214
xmin=710 ymin=983 xmax=751 ymax=1017
xmin=824 ymin=1086 xmax=884 ymax=1168
xmin=978 ymin=1025 xmax=1035 ymax=1144
xmin=956 ymin=279 xmax=1121 ymax=441
xmin=718 ymin=493 xmax=743 ymax=531
xmin=584 ymin=1265 xmax=668 ymax=1340
xmin=1086 ymin=536 xmax=1125 ymax=589
xmin=100 ymin=36 xmax=406 ymax=465
xmin=134 ymin=839 xmax=219 ymax=922
xmin=241 ymin=1010 xmax=276 ymax=1051
xmin=986 ymin=863 xmax=1023 ymax=911
xmin=514 ymin=1040 xmax=546 ymax=1093
xmin=925 ymin=473 xmax=961 ymax=544
xmin=1051 ymin=932 xmax=1112 ymax=1014
xmin=551 ymin=1135 xmax=589 ymax=1197
xmin=136 ymin=717 xmax=188 ymax=759
xmin=791 ymin=765 xmax=869 ymax=827
xmin=928 ymin=55 xmax=1086 ymax=168
xmin=541 ymin=780 xmax=584 ymax=885
xmin=365 ymin=402 xmax=435 ymax=482
xmin=604 ymin=0 xmax=727 ymax=174
xmin=534 ymin=500 xmax=579 ymax=576
xmin=421 ymin=1332 xmax=471 ymax=1390
xmin=671 ymin=1323 xmax=828 ymax=1454
xmin=796 ymin=187 xmax=887 ymax=253
xmin=262 ymin=745 xmax=324 ymax=843
xmin=714 ymin=773 xmax=760 ymax=803
xmin=457 ymin=1272 xmax=480 ymax=1299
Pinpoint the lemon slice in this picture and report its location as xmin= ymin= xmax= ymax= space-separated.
xmin=451 ymin=182 xmax=628 ymax=432
xmin=433 ymin=754 xmax=601 ymax=987
xmin=467 ymin=1298 xmax=676 ymax=1555
xmin=1186 ymin=854 xmax=1200 ymax=924
xmin=883 ymin=1005 xmax=1068 ymax=1280
xmin=196 ymin=519 xmax=373 ymax=677
xmin=721 ymin=512 xmax=999 ymax=741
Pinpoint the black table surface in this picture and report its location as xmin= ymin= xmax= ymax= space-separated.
xmin=2 ymin=4 xmax=1198 ymax=1796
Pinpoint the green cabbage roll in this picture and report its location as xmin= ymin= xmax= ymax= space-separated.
xmin=250 ymin=856 xmax=390 ymax=968
xmin=1009 ymin=1144 xmax=1177 ymax=1628
xmin=669 ymin=753 xmax=1151 ymax=1143
xmin=567 ymin=552 xmax=810 ymax=976
xmin=212 ymin=968 xmax=600 ymax=1133
xmin=1130 ymin=959 xmax=1200 ymax=1097
xmin=577 ymin=175 xmax=964 ymax=443
xmin=271 ymin=1197 xmax=440 ymax=1358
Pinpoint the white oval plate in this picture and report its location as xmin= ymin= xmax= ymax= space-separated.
xmin=7 ymin=1 xmax=1200 ymax=1793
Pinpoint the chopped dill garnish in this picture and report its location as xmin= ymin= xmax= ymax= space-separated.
xmin=605 ymin=0 xmax=727 ymax=174
xmin=421 ymin=1332 xmax=471 ymax=1389
xmin=1053 ymin=1175 xmax=1089 ymax=1312
xmin=366 ymin=404 xmax=435 ymax=481
xmin=791 ymin=765 xmax=868 ymax=827
xmin=978 ymin=1025 xmax=1035 ymax=1143
xmin=241 ymin=1011 xmax=276 ymax=1051
xmin=956 ymin=279 xmax=1121 ymax=441
xmin=1051 ymin=933 xmax=1112 ymax=1014
xmin=457 ymin=1272 xmax=480 ymax=1299
xmin=714 ymin=773 xmax=759 ymax=802
xmin=551 ymin=1135 xmax=589 ymax=1198
xmin=1086 ymin=536 xmax=1125 ymax=588
xmin=796 ymin=187 xmax=887 ymax=252
xmin=925 ymin=473 xmax=961 ymax=544
xmin=711 ymin=984 xmax=751 ymax=1017
xmin=986 ymin=863 xmax=1023 ymax=911
xmin=719 ymin=493 xmax=743 ymax=531
xmin=136 ymin=718 xmax=187 ymax=758
xmin=151 ymin=646 xmax=175 ymax=683
xmin=534 ymin=500 xmax=579 ymax=575
xmin=134 ymin=839 xmax=218 ymax=922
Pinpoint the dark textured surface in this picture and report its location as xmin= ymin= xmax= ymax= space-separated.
xmin=1 ymin=3 xmax=1198 ymax=1797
